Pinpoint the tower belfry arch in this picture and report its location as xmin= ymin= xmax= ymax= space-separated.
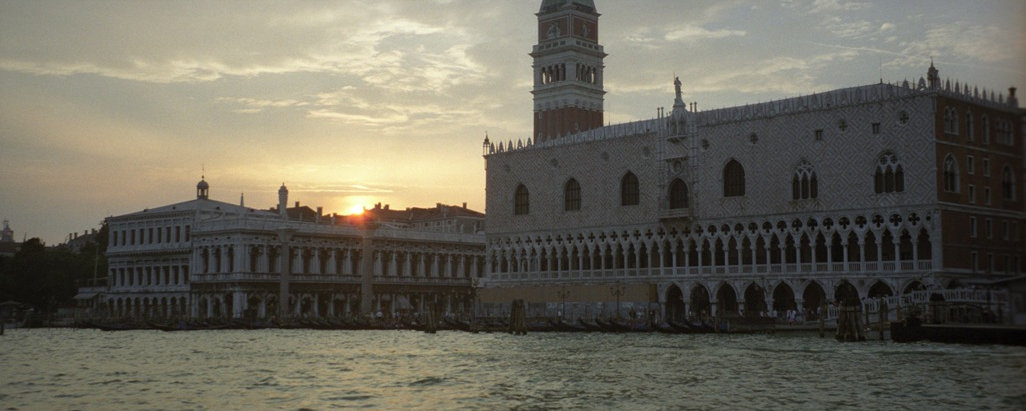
xmin=531 ymin=0 xmax=606 ymax=143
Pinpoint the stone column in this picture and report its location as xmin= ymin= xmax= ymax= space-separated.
xmin=343 ymin=249 xmax=353 ymax=276
xmin=359 ymin=228 xmax=376 ymax=315
xmin=327 ymin=249 xmax=338 ymax=275
xmin=277 ymin=230 xmax=295 ymax=318
xmin=233 ymin=291 xmax=245 ymax=319
xmin=310 ymin=249 xmax=322 ymax=275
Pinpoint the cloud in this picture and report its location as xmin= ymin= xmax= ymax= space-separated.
xmin=807 ymin=0 xmax=871 ymax=14
xmin=217 ymin=97 xmax=309 ymax=114
xmin=664 ymin=25 xmax=747 ymax=42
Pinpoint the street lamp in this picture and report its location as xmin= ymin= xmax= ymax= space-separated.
xmin=610 ymin=283 xmax=626 ymax=319
xmin=556 ymin=285 xmax=570 ymax=321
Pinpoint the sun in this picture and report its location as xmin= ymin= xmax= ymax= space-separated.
xmin=345 ymin=204 xmax=366 ymax=216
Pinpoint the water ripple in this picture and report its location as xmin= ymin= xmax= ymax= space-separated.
xmin=1 ymin=329 xmax=1024 ymax=409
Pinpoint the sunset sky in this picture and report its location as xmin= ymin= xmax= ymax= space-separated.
xmin=1 ymin=0 xmax=1024 ymax=245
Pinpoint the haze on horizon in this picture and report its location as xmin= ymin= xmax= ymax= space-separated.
xmin=1 ymin=0 xmax=1024 ymax=245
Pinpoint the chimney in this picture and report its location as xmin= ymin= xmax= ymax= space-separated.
xmin=462 ymin=202 xmax=467 ymax=209
xmin=384 ymin=204 xmax=389 ymax=210
xmin=295 ymin=201 xmax=299 ymax=208
xmin=1009 ymin=87 xmax=1018 ymax=107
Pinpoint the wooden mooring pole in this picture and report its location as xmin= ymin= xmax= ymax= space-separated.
xmin=508 ymin=299 xmax=527 ymax=335
xmin=819 ymin=302 xmax=826 ymax=338
xmin=879 ymin=302 xmax=888 ymax=341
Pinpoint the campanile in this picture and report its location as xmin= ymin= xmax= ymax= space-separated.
xmin=532 ymin=0 xmax=606 ymax=143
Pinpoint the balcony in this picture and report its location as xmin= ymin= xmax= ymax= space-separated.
xmin=658 ymin=207 xmax=691 ymax=222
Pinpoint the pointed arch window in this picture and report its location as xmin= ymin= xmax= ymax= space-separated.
xmin=621 ymin=172 xmax=639 ymax=206
xmin=723 ymin=159 xmax=745 ymax=197
xmin=564 ymin=178 xmax=581 ymax=211
xmin=943 ymin=107 xmax=958 ymax=134
xmin=514 ymin=184 xmax=530 ymax=215
xmin=668 ymin=178 xmax=689 ymax=209
xmin=1003 ymin=165 xmax=1017 ymax=200
xmin=792 ymin=160 xmax=818 ymax=200
xmin=874 ymin=152 xmax=905 ymax=194
xmin=982 ymin=114 xmax=991 ymax=144
xmin=943 ymin=154 xmax=959 ymax=193
xmin=966 ymin=111 xmax=974 ymax=141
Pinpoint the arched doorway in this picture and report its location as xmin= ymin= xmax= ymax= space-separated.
xmin=903 ymin=280 xmax=926 ymax=294
xmin=665 ymin=284 xmax=686 ymax=322
xmin=835 ymin=281 xmax=860 ymax=305
xmin=773 ymin=283 xmax=796 ymax=314
xmin=743 ymin=283 xmax=766 ymax=317
xmin=802 ymin=282 xmax=826 ymax=316
xmin=717 ymin=283 xmax=739 ymax=317
xmin=690 ymin=284 xmax=711 ymax=318
xmin=868 ymin=281 xmax=893 ymax=298
xmin=247 ymin=296 xmax=262 ymax=320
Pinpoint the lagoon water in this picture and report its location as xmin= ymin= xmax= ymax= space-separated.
xmin=1 ymin=328 xmax=1024 ymax=410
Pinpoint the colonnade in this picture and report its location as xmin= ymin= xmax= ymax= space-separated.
xmin=488 ymin=211 xmax=936 ymax=277
xmin=194 ymin=242 xmax=484 ymax=280
xmin=106 ymin=295 xmax=189 ymax=319
xmin=109 ymin=263 xmax=189 ymax=288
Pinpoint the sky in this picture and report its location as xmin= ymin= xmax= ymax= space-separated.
xmin=1 ymin=0 xmax=1024 ymax=245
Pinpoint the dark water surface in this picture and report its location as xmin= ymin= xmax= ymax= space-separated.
xmin=1 ymin=328 xmax=1024 ymax=410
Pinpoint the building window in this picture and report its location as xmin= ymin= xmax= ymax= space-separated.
xmin=814 ymin=129 xmax=823 ymax=141
xmin=968 ymin=185 xmax=976 ymax=204
xmin=996 ymin=119 xmax=1012 ymax=145
xmin=898 ymin=110 xmax=909 ymax=125
xmin=967 ymin=155 xmax=975 ymax=175
xmin=943 ymin=155 xmax=959 ymax=193
xmin=970 ymin=251 xmax=978 ymax=272
xmin=874 ymin=152 xmax=904 ymax=193
xmin=668 ymin=178 xmax=689 ymax=209
xmin=1003 ymin=165 xmax=1017 ymax=200
xmin=982 ymin=115 xmax=990 ymax=144
xmin=792 ymin=160 xmax=818 ymax=200
xmin=514 ymin=184 xmax=530 ymax=215
xmin=966 ymin=111 xmax=974 ymax=141
xmin=564 ymin=178 xmax=581 ymax=211
xmin=620 ymin=172 xmax=639 ymax=206
xmin=982 ymin=158 xmax=991 ymax=177
xmin=872 ymin=122 xmax=881 ymax=135
xmin=1003 ymin=220 xmax=1010 ymax=240
xmin=984 ymin=187 xmax=991 ymax=205
xmin=985 ymin=218 xmax=993 ymax=239
xmin=970 ymin=216 xmax=977 ymax=238
xmin=943 ymin=107 xmax=958 ymax=134
xmin=723 ymin=160 xmax=745 ymax=197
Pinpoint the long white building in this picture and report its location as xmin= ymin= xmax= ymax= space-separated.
xmin=97 ymin=179 xmax=485 ymax=321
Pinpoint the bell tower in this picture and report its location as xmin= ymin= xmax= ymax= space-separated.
xmin=532 ymin=0 xmax=605 ymax=143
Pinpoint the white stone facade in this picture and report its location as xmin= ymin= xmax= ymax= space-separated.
xmin=96 ymin=180 xmax=486 ymax=321
xmin=481 ymin=73 xmax=1023 ymax=321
